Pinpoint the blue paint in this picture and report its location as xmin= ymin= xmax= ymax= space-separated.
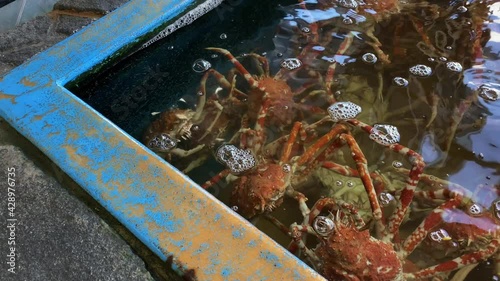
xmin=248 ymin=240 xmax=257 ymax=247
xmin=221 ymin=266 xmax=232 ymax=277
xmin=260 ymin=250 xmax=283 ymax=269
xmin=214 ymin=213 xmax=221 ymax=222
xmin=232 ymin=228 xmax=244 ymax=239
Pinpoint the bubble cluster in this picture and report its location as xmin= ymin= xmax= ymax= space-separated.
xmin=337 ymin=0 xmax=358 ymax=9
xmin=478 ymin=85 xmax=499 ymax=101
xmin=313 ymin=216 xmax=335 ymax=236
xmin=393 ymin=77 xmax=409 ymax=87
xmin=369 ymin=124 xmax=401 ymax=146
xmin=409 ymin=64 xmax=432 ymax=77
xmin=327 ymin=101 xmax=362 ymax=122
xmin=468 ymin=203 xmax=484 ymax=216
xmin=141 ymin=0 xmax=225 ymax=50
xmin=192 ymin=59 xmax=212 ymax=73
xmin=392 ymin=161 xmax=403 ymax=168
xmin=280 ymin=58 xmax=302 ymax=70
xmin=282 ymin=164 xmax=291 ymax=173
xmin=493 ymin=200 xmax=500 ymax=220
xmin=457 ymin=6 xmax=468 ymax=13
xmin=379 ymin=192 xmax=395 ymax=206
xmin=362 ymin=53 xmax=377 ymax=64
xmin=342 ymin=18 xmax=354 ymax=25
xmin=446 ymin=61 xmax=463 ymax=72
xmin=216 ymin=144 xmax=256 ymax=174
xmin=148 ymin=133 xmax=177 ymax=152
xmin=429 ymin=229 xmax=452 ymax=243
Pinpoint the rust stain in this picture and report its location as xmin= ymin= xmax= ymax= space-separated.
xmin=62 ymin=144 xmax=91 ymax=167
xmin=85 ymin=127 xmax=98 ymax=137
xmin=32 ymin=107 xmax=57 ymax=122
xmin=47 ymin=131 xmax=61 ymax=138
xmin=0 ymin=91 xmax=17 ymax=104
xmin=129 ymin=204 xmax=145 ymax=217
xmin=65 ymin=131 xmax=79 ymax=142
xmin=20 ymin=77 xmax=36 ymax=87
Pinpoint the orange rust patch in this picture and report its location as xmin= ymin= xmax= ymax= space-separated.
xmin=62 ymin=145 xmax=91 ymax=167
xmin=20 ymin=77 xmax=36 ymax=87
xmin=0 ymin=91 xmax=17 ymax=104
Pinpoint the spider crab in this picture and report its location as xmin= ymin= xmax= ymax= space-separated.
xmin=142 ymin=64 xmax=247 ymax=172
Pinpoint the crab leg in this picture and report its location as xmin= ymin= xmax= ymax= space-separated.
xmin=308 ymin=198 xmax=365 ymax=229
xmin=201 ymin=169 xmax=230 ymax=189
xmin=325 ymin=32 xmax=354 ymax=98
xmin=407 ymin=237 xmax=499 ymax=280
xmin=206 ymin=48 xmax=260 ymax=89
xmin=346 ymin=119 xmax=425 ymax=240
xmin=296 ymin=123 xmax=349 ymax=166
xmin=401 ymin=197 xmax=463 ymax=258
xmin=281 ymin=121 xmax=302 ymax=163
xmin=339 ymin=133 xmax=385 ymax=237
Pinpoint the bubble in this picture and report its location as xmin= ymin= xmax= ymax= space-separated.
xmin=478 ymin=153 xmax=484 ymax=159
xmin=219 ymin=33 xmax=227 ymax=39
xmin=379 ymin=192 xmax=395 ymax=206
xmin=409 ymin=64 xmax=432 ymax=77
xmin=392 ymin=161 xmax=403 ymax=168
xmin=393 ymin=77 xmax=409 ymax=87
xmin=167 ymin=45 xmax=174 ymax=50
xmin=192 ymin=59 xmax=211 ymax=73
xmin=313 ymin=216 xmax=335 ymax=236
xmin=231 ymin=206 xmax=239 ymax=211
xmin=282 ymin=164 xmax=291 ymax=173
xmin=276 ymin=52 xmax=283 ymax=58
xmin=197 ymin=91 xmax=204 ymax=96
xmin=478 ymin=85 xmax=499 ymax=101
xmin=429 ymin=229 xmax=452 ymax=243
xmin=362 ymin=53 xmax=377 ymax=64
xmin=335 ymin=180 xmax=343 ymax=186
xmin=445 ymin=46 xmax=453 ymax=50
xmin=369 ymin=124 xmax=400 ymax=146
xmin=337 ymin=0 xmax=358 ymax=9
xmin=342 ymin=18 xmax=354 ymax=25
xmin=148 ymin=133 xmax=177 ymax=152
xmin=438 ymin=57 xmax=448 ymax=62
xmin=457 ymin=6 xmax=467 ymax=13
xmin=428 ymin=57 xmax=436 ymax=62
xmin=211 ymin=54 xmax=218 ymax=58
xmin=301 ymin=26 xmax=310 ymax=33
xmin=216 ymin=145 xmax=256 ymax=174
xmin=327 ymin=101 xmax=362 ymax=122
xmin=280 ymin=58 xmax=302 ymax=70
xmin=312 ymin=45 xmax=325 ymax=52
xmin=346 ymin=181 xmax=354 ymax=187
xmin=493 ymin=200 xmax=500 ymax=220
xmin=192 ymin=125 xmax=199 ymax=131
xmin=468 ymin=203 xmax=483 ymax=216
xmin=446 ymin=61 xmax=463 ymax=72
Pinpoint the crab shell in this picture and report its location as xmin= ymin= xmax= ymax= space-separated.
xmin=247 ymin=78 xmax=295 ymax=129
xmin=230 ymin=163 xmax=289 ymax=218
xmin=315 ymin=221 xmax=404 ymax=281
xmin=142 ymin=109 xmax=196 ymax=153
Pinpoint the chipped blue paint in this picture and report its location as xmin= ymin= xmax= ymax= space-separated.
xmin=0 ymin=0 xmax=326 ymax=280
xmin=260 ymin=250 xmax=283 ymax=269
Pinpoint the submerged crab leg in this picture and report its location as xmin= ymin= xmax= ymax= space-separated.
xmin=407 ymin=238 xmax=500 ymax=280
xmin=296 ymin=124 xmax=349 ymax=166
xmin=325 ymin=32 xmax=354 ymax=98
xmin=401 ymin=197 xmax=463 ymax=258
xmin=201 ymin=169 xmax=231 ymax=189
xmin=339 ymin=133 xmax=385 ymax=237
xmin=346 ymin=119 xmax=425 ymax=240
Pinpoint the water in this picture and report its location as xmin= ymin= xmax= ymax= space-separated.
xmin=70 ymin=0 xmax=500 ymax=280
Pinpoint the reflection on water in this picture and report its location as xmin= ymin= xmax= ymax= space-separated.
xmin=71 ymin=0 xmax=500 ymax=280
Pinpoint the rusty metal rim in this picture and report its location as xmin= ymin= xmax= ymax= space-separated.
xmin=0 ymin=0 xmax=325 ymax=280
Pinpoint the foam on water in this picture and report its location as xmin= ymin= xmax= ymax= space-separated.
xmin=327 ymin=101 xmax=362 ymax=122
xmin=216 ymin=144 xmax=256 ymax=174
xmin=369 ymin=124 xmax=400 ymax=146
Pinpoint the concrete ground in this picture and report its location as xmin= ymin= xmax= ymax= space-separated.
xmin=0 ymin=1 xmax=181 ymax=280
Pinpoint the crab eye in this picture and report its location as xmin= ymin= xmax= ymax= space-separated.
xmin=313 ymin=216 xmax=335 ymax=237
